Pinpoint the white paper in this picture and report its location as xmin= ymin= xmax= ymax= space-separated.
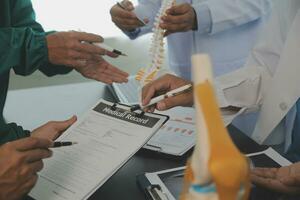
xmin=144 ymin=107 xmax=196 ymax=156
xmin=145 ymin=107 xmax=235 ymax=156
xmin=246 ymin=147 xmax=292 ymax=167
xmin=111 ymin=78 xmax=239 ymax=156
xmin=112 ymin=76 xmax=140 ymax=105
xmin=30 ymin=99 xmax=167 ymax=200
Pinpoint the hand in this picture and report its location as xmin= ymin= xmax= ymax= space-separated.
xmin=251 ymin=162 xmax=300 ymax=195
xmin=46 ymin=31 xmax=116 ymax=68
xmin=0 ymin=137 xmax=53 ymax=200
xmin=74 ymin=56 xmax=129 ymax=84
xmin=142 ymin=74 xmax=193 ymax=112
xmin=31 ymin=116 xmax=77 ymax=141
xmin=110 ymin=0 xmax=148 ymax=32
xmin=160 ymin=3 xmax=197 ymax=36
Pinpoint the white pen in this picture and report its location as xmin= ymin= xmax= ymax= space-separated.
xmin=93 ymin=42 xmax=127 ymax=56
xmin=131 ymin=84 xmax=193 ymax=111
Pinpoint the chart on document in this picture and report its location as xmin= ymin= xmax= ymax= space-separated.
xmin=144 ymin=107 xmax=196 ymax=156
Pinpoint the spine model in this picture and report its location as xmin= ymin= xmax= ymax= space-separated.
xmin=136 ymin=0 xmax=175 ymax=86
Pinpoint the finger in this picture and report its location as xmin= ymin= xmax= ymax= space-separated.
xmin=156 ymin=95 xmax=187 ymax=111
xmin=114 ymin=17 xmax=144 ymax=27
xmin=95 ymin=58 xmax=129 ymax=77
xmin=93 ymin=74 xmax=114 ymax=84
xmin=143 ymin=105 xmax=155 ymax=113
xmin=76 ymin=42 xmax=106 ymax=55
xmin=98 ymin=71 xmax=128 ymax=83
xmin=149 ymin=106 xmax=156 ymax=113
xmin=49 ymin=116 xmax=77 ymax=134
xmin=251 ymin=168 xmax=278 ymax=179
xmin=161 ymin=14 xmax=189 ymax=24
xmin=21 ymin=174 xmax=38 ymax=195
xmin=167 ymin=4 xmax=190 ymax=15
xmin=164 ymin=30 xmax=173 ymax=37
xmin=106 ymin=51 xmax=119 ymax=58
xmin=280 ymin=175 xmax=300 ymax=187
xmin=251 ymin=174 xmax=300 ymax=194
xmin=71 ymin=31 xmax=103 ymax=43
xmin=68 ymin=50 xmax=93 ymax=60
xmin=111 ymin=7 xmax=137 ymax=19
xmin=14 ymin=137 xmax=53 ymax=151
xmin=23 ymin=148 xmax=52 ymax=163
xmin=121 ymin=0 xmax=134 ymax=11
xmin=142 ymin=77 xmax=172 ymax=106
xmin=160 ymin=23 xmax=188 ymax=32
xmin=28 ymin=160 xmax=44 ymax=173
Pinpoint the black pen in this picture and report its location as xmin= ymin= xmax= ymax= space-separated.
xmin=94 ymin=43 xmax=127 ymax=56
xmin=51 ymin=141 xmax=78 ymax=148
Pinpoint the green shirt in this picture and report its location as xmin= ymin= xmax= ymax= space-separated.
xmin=0 ymin=0 xmax=72 ymax=145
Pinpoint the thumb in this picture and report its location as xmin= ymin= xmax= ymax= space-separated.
xmin=167 ymin=4 xmax=187 ymax=15
xmin=53 ymin=116 xmax=77 ymax=132
xmin=122 ymin=0 xmax=134 ymax=11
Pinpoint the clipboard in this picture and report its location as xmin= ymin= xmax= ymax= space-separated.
xmin=107 ymin=80 xmax=197 ymax=157
xmin=30 ymin=99 xmax=169 ymax=200
xmin=137 ymin=167 xmax=185 ymax=200
xmin=137 ymin=148 xmax=291 ymax=200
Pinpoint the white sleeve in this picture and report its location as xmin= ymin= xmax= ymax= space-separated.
xmin=132 ymin=0 xmax=161 ymax=36
xmin=194 ymin=0 xmax=272 ymax=34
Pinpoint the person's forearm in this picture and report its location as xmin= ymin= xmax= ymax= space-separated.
xmin=193 ymin=0 xmax=272 ymax=34
xmin=0 ymin=27 xmax=48 ymax=75
xmin=0 ymin=28 xmax=72 ymax=77
xmin=0 ymin=123 xmax=30 ymax=145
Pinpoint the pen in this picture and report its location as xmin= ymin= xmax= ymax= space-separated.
xmin=116 ymin=1 xmax=147 ymax=25
xmin=131 ymin=84 xmax=193 ymax=112
xmin=93 ymin=43 xmax=127 ymax=56
xmin=51 ymin=141 xmax=78 ymax=148
xmin=117 ymin=1 xmax=128 ymax=10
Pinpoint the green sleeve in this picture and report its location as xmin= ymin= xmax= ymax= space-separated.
xmin=0 ymin=0 xmax=72 ymax=76
xmin=0 ymin=123 xmax=30 ymax=145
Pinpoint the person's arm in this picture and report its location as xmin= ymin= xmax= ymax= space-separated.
xmin=0 ymin=123 xmax=30 ymax=145
xmin=192 ymin=0 xmax=272 ymax=35
xmin=0 ymin=0 xmax=72 ymax=76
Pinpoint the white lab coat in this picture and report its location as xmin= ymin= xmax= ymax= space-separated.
xmin=216 ymin=0 xmax=300 ymax=149
xmin=132 ymin=0 xmax=271 ymax=80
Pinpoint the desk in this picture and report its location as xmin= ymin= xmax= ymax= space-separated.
xmin=89 ymin=126 xmax=269 ymax=200
xmin=4 ymin=82 xmax=289 ymax=200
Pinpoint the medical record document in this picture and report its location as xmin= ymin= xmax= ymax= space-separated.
xmin=30 ymin=99 xmax=168 ymax=200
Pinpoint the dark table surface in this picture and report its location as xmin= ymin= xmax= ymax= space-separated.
xmin=88 ymin=125 xmax=271 ymax=200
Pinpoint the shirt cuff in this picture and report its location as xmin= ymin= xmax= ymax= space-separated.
xmin=123 ymin=28 xmax=141 ymax=40
xmin=192 ymin=4 xmax=212 ymax=34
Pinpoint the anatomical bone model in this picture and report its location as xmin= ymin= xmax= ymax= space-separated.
xmin=136 ymin=0 xmax=175 ymax=87
xmin=180 ymin=54 xmax=251 ymax=200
